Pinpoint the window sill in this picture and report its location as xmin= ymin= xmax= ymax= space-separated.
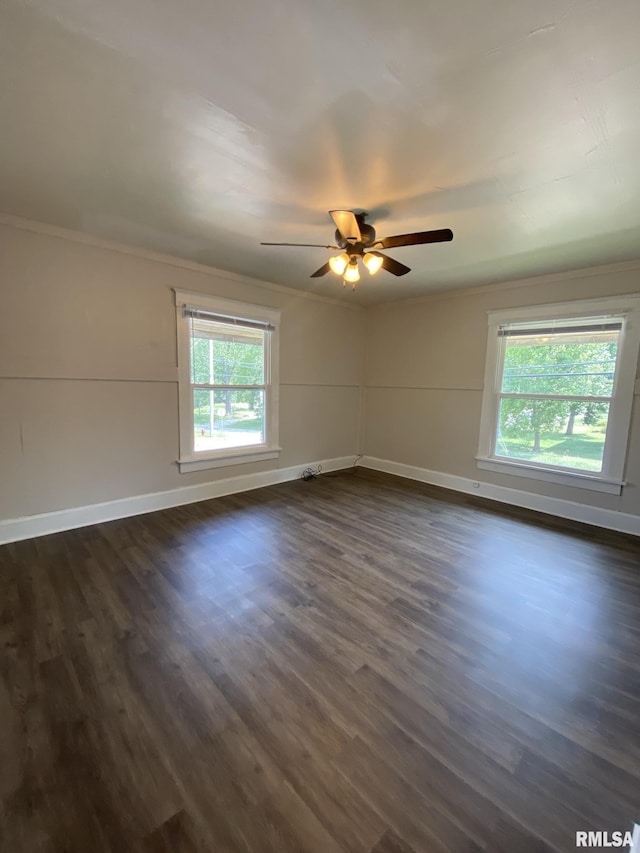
xmin=476 ymin=456 xmax=624 ymax=495
xmin=178 ymin=446 xmax=281 ymax=473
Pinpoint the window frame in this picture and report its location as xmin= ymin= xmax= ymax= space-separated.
xmin=477 ymin=295 xmax=640 ymax=495
xmin=174 ymin=289 xmax=281 ymax=473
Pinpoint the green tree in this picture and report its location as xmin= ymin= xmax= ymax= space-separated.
xmin=500 ymin=397 xmax=567 ymax=453
xmin=191 ymin=333 xmax=263 ymax=426
xmin=582 ymin=402 xmax=608 ymax=426
xmin=500 ymin=339 xmax=616 ymax=452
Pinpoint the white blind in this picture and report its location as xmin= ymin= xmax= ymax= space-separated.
xmin=498 ymin=317 xmax=622 ymax=337
xmin=183 ymin=305 xmax=275 ymax=332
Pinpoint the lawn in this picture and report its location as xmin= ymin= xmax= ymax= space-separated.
xmin=223 ymin=416 xmax=263 ymax=431
xmin=496 ymin=421 xmax=606 ymax=471
xmin=194 ymin=410 xmax=263 ymax=435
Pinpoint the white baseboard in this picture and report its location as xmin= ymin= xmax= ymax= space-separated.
xmin=359 ymin=456 xmax=640 ymax=537
xmin=0 ymin=456 xmax=357 ymax=545
xmin=4 ymin=454 xmax=638 ymax=545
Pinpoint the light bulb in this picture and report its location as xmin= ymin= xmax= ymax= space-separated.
xmin=343 ymin=260 xmax=360 ymax=283
xmin=363 ymin=252 xmax=383 ymax=275
xmin=329 ymin=253 xmax=349 ymax=275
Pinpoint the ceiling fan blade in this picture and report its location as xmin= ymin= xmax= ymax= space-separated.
xmin=309 ymin=262 xmax=332 ymax=278
xmin=329 ymin=210 xmax=361 ymax=243
xmin=377 ymin=253 xmax=411 ymax=276
xmin=377 ymin=228 xmax=453 ymax=249
xmin=261 ymin=242 xmax=339 ymax=248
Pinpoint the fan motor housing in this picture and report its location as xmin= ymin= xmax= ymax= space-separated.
xmin=335 ymin=222 xmax=376 ymax=249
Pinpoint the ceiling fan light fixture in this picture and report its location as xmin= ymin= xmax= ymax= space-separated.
xmin=329 ymin=252 xmax=349 ymax=276
xmin=262 ymin=210 xmax=453 ymax=286
xmin=363 ymin=252 xmax=383 ymax=275
xmin=343 ymin=259 xmax=360 ymax=283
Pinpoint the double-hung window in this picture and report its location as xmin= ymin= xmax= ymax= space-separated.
xmin=175 ymin=290 xmax=280 ymax=473
xmin=477 ymin=296 xmax=640 ymax=494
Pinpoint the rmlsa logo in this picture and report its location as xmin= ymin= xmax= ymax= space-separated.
xmin=576 ymin=830 xmax=635 ymax=848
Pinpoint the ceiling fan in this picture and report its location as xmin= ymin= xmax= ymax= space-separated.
xmin=261 ymin=210 xmax=453 ymax=289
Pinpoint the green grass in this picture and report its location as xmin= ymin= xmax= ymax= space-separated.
xmin=497 ymin=422 xmax=606 ymax=471
xmin=194 ymin=410 xmax=262 ymax=433
xmin=223 ymin=417 xmax=263 ymax=431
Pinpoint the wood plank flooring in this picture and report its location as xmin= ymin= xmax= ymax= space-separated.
xmin=1 ymin=469 xmax=639 ymax=852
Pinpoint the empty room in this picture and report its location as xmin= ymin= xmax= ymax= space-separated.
xmin=1 ymin=1 xmax=640 ymax=851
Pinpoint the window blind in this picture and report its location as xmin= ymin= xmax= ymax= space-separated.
xmin=498 ymin=321 xmax=622 ymax=338
xmin=183 ymin=306 xmax=275 ymax=332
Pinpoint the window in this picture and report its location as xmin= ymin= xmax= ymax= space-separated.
xmin=175 ymin=290 xmax=280 ymax=473
xmin=477 ymin=296 xmax=640 ymax=494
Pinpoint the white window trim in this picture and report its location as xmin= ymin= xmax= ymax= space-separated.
xmin=477 ymin=295 xmax=640 ymax=495
xmin=174 ymin=289 xmax=281 ymax=474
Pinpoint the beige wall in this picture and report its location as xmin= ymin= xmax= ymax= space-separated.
xmin=0 ymin=220 xmax=365 ymax=520
xmin=365 ymin=265 xmax=640 ymax=517
xmin=2 ymin=215 xmax=639 ymax=528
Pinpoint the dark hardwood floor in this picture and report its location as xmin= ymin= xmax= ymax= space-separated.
xmin=1 ymin=469 xmax=639 ymax=852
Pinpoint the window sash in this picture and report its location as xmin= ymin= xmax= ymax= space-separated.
xmin=498 ymin=322 xmax=621 ymax=401
xmin=189 ymin=314 xmax=267 ymax=387
xmin=188 ymin=321 xmax=269 ymax=454
xmin=489 ymin=329 xmax=618 ymax=473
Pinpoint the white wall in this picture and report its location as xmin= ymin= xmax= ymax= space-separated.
xmin=0 ymin=218 xmax=365 ymax=522
xmin=364 ymin=263 xmax=640 ymax=520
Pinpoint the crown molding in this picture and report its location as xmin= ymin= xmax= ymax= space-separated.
xmin=373 ymin=257 xmax=640 ymax=310
xmin=0 ymin=213 xmax=364 ymax=312
xmin=3 ymin=213 xmax=639 ymax=315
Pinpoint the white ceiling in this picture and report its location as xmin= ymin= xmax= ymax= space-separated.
xmin=1 ymin=0 xmax=640 ymax=304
